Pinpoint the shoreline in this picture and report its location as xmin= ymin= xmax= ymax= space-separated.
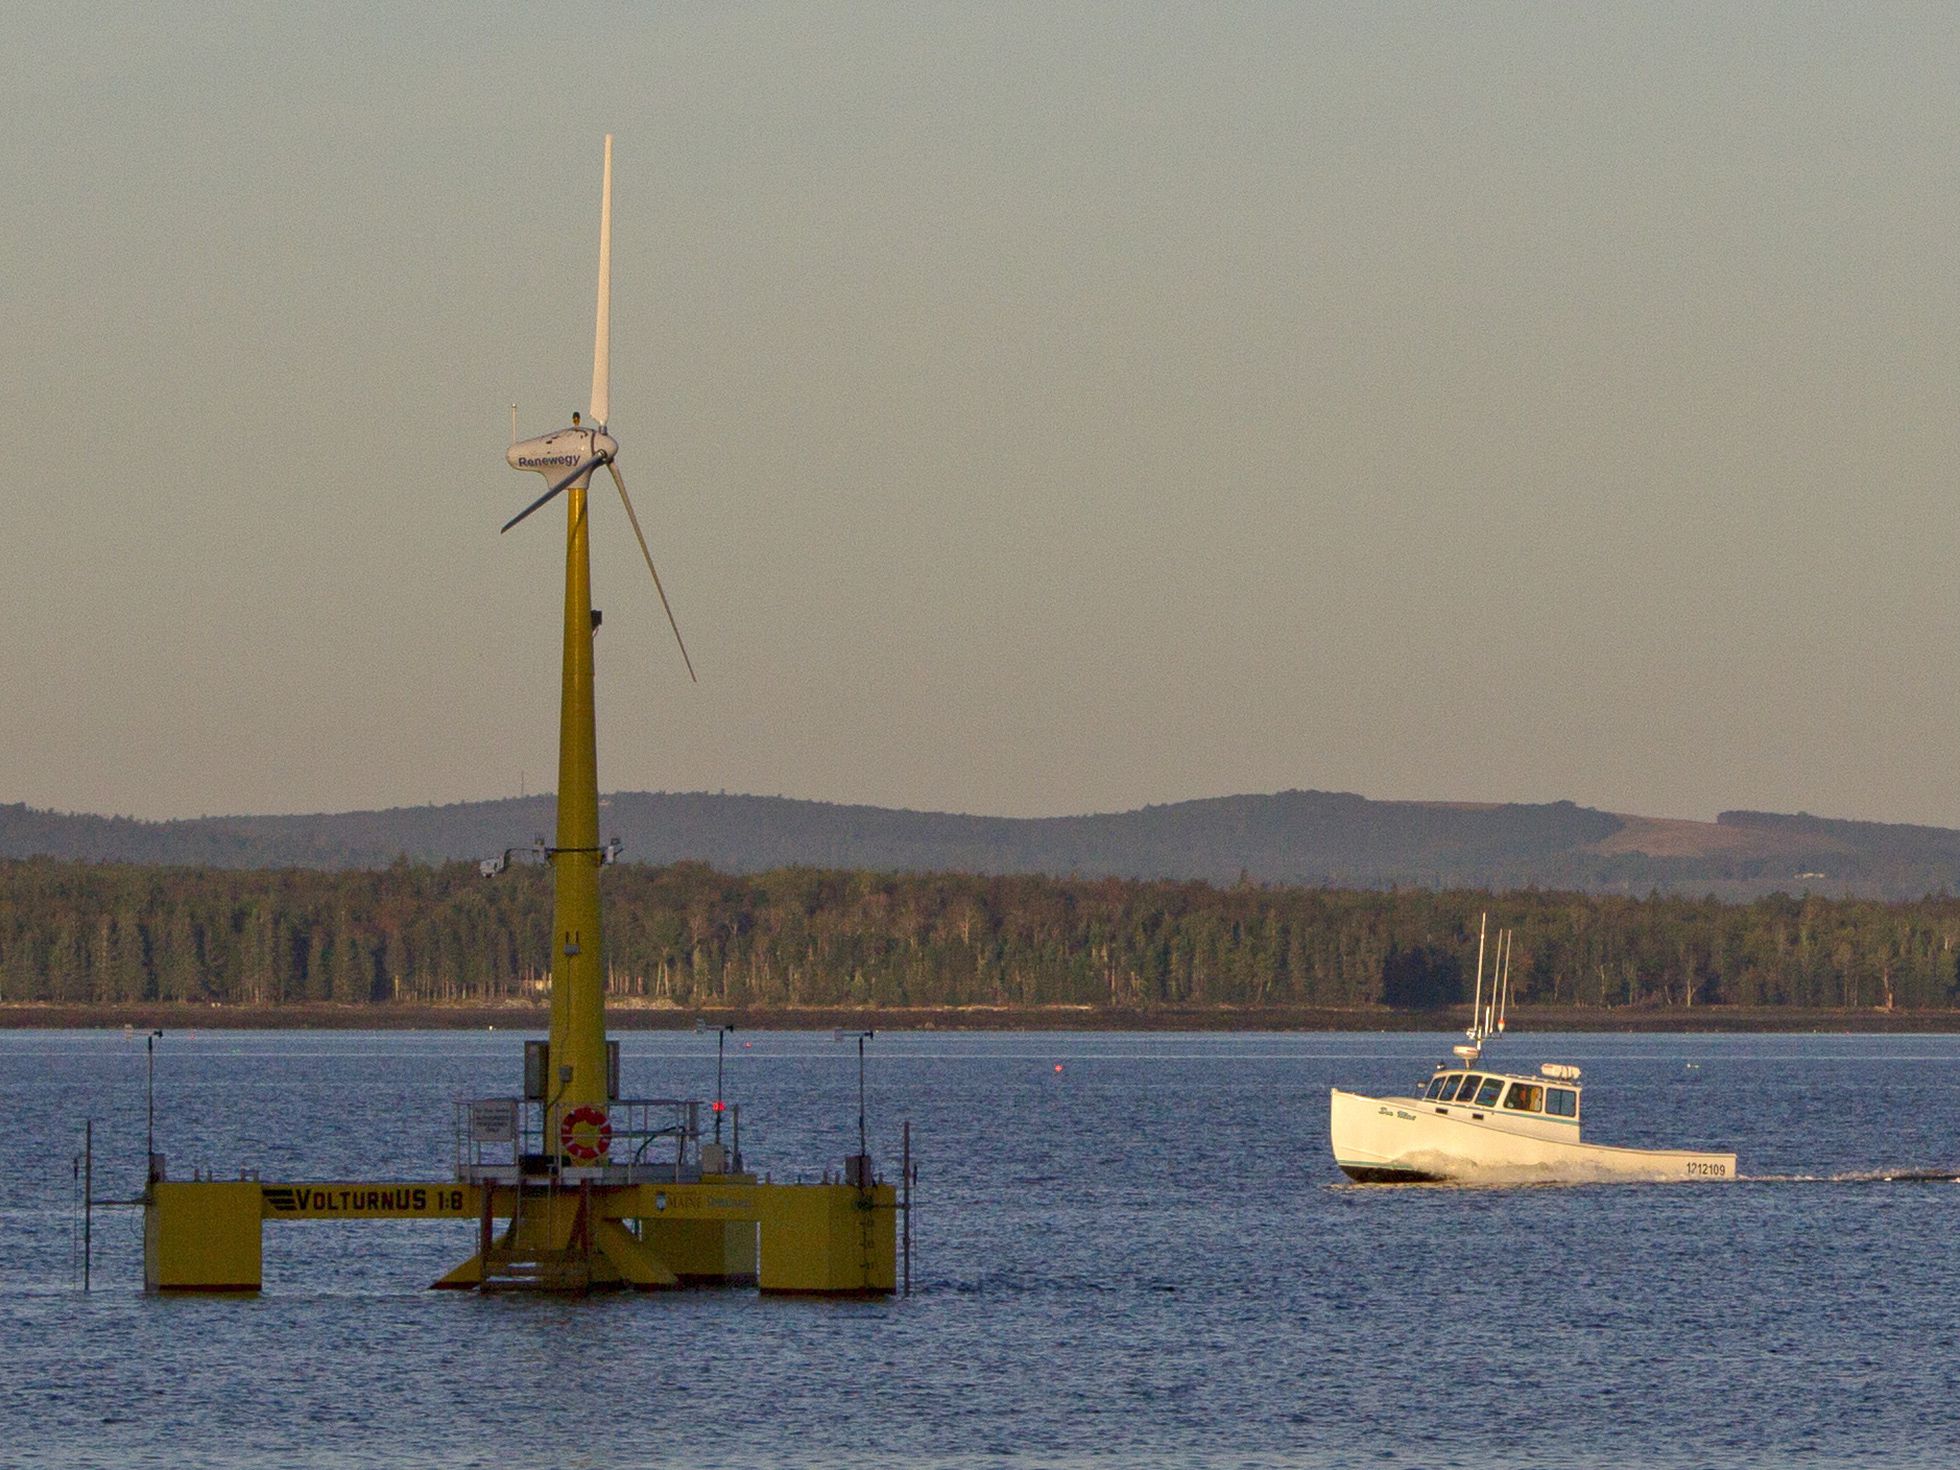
xmin=5 ymin=1001 xmax=1959 ymax=1033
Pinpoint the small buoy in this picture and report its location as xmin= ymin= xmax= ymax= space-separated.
xmin=1054 ymin=1063 xmax=1064 ymax=1073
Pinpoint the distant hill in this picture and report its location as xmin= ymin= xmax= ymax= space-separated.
xmin=5 ymin=790 xmax=1959 ymax=898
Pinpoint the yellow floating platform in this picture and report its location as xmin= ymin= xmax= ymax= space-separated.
xmin=144 ymin=1174 xmax=898 ymax=1296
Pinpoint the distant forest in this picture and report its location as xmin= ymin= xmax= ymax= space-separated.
xmin=3 ymin=858 xmax=1958 ymax=1012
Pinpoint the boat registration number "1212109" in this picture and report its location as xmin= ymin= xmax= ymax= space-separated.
xmin=1685 ymin=1161 xmax=1729 ymax=1177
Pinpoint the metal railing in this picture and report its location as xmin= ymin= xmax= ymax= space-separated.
xmin=452 ymin=1097 xmax=745 ymax=1183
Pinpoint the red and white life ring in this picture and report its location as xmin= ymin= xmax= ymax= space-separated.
xmin=559 ymin=1104 xmax=612 ymax=1163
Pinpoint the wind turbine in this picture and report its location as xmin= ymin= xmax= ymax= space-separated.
xmin=505 ymin=134 xmax=694 ymax=680
xmin=144 ymin=134 xmax=905 ymax=1300
xmin=500 ymin=133 xmax=692 ymax=1158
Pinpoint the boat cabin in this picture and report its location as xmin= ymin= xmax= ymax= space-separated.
xmin=1419 ymin=1063 xmax=1583 ymax=1132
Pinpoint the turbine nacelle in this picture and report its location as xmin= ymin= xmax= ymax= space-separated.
xmin=508 ymin=426 xmax=619 ymax=489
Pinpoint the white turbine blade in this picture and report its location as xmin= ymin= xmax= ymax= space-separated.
xmin=502 ymin=453 xmax=611 ymax=534
xmin=608 ymin=460 xmax=697 ymax=682
xmin=589 ymin=134 xmax=613 ymax=428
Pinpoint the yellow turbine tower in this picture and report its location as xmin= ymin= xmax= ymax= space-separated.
xmin=499 ymin=133 xmax=694 ymax=1162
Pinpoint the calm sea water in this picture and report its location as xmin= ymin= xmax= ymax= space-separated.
xmin=3 ymin=1028 xmax=1958 ymax=1469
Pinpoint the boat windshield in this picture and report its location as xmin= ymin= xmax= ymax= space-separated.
xmin=1502 ymin=1082 xmax=1543 ymax=1112
xmin=1436 ymin=1074 xmax=1468 ymax=1102
xmin=1470 ymin=1076 xmax=1504 ymax=1107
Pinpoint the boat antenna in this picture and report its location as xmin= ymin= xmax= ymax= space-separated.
xmin=1490 ymin=929 xmax=1508 ymax=1037
xmin=1485 ymin=946 xmax=1495 ymax=1040
xmin=1469 ymin=911 xmax=1488 ymax=1044
xmin=1496 ymin=929 xmax=1511 ymax=1034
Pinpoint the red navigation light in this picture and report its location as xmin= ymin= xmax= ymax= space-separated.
xmin=712 ymin=1099 xmax=726 ymax=1112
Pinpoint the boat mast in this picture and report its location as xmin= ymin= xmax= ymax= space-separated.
xmin=1469 ymin=912 xmax=1488 ymax=1046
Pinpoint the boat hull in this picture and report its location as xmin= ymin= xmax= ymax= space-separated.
xmin=1330 ymin=1088 xmax=1737 ymax=1184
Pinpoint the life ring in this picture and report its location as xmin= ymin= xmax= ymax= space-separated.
xmin=559 ymin=1104 xmax=612 ymax=1163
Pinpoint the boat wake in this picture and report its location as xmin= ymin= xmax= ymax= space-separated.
xmin=1739 ymin=1169 xmax=1960 ymax=1184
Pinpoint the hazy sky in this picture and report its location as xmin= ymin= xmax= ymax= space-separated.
xmin=4 ymin=3 xmax=1957 ymax=827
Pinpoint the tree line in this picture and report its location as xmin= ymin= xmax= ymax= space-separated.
xmin=1 ymin=857 xmax=1957 ymax=1011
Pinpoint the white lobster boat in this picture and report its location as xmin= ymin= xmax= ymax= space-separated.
xmin=1330 ymin=919 xmax=1738 ymax=1185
